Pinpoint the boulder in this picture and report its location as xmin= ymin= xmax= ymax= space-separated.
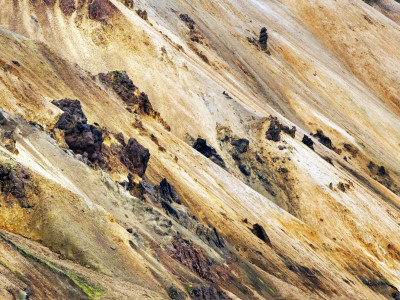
xmin=52 ymin=99 xmax=104 ymax=164
xmin=231 ymin=138 xmax=249 ymax=154
xmin=252 ymin=223 xmax=271 ymax=245
xmin=302 ymin=135 xmax=314 ymax=150
xmin=120 ymin=138 xmax=150 ymax=177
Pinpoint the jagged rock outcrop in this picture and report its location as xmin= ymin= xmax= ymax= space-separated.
xmin=193 ymin=138 xmax=226 ymax=169
xmin=259 ymin=27 xmax=268 ymax=50
xmin=302 ymin=135 xmax=314 ymax=150
xmin=120 ymin=138 xmax=150 ymax=177
xmin=52 ymin=99 xmax=104 ymax=164
xmin=168 ymin=235 xmax=214 ymax=282
xmin=251 ymin=223 xmax=271 ymax=245
xmin=88 ymin=0 xmax=116 ymax=23
xmin=312 ymin=130 xmax=334 ymax=150
xmin=0 ymin=163 xmax=31 ymax=208
xmin=99 ymin=71 xmax=153 ymax=115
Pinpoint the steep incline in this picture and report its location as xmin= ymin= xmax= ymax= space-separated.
xmin=0 ymin=0 xmax=399 ymax=299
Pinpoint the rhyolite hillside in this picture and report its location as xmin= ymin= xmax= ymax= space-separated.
xmin=0 ymin=0 xmax=400 ymax=299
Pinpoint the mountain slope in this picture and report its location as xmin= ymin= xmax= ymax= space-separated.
xmin=0 ymin=0 xmax=399 ymax=299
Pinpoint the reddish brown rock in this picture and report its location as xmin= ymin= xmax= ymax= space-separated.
xmin=120 ymin=138 xmax=150 ymax=177
xmin=59 ymin=0 xmax=76 ymax=15
xmin=168 ymin=236 xmax=214 ymax=281
xmin=88 ymin=0 xmax=116 ymax=23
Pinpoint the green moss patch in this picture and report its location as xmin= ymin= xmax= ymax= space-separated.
xmin=0 ymin=234 xmax=105 ymax=299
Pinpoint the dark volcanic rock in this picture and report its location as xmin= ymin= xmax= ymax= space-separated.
xmin=193 ymin=138 xmax=226 ymax=169
xmin=265 ymin=117 xmax=281 ymax=142
xmin=120 ymin=138 xmax=150 ymax=177
xmin=259 ymin=27 xmax=268 ymax=50
xmin=179 ymin=14 xmax=195 ymax=29
xmin=161 ymin=200 xmax=180 ymax=220
xmin=168 ymin=236 xmax=213 ymax=281
xmin=99 ymin=71 xmax=153 ymax=115
xmin=282 ymin=125 xmax=296 ymax=138
xmin=168 ymin=285 xmax=185 ymax=300
xmin=313 ymin=130 xmax=333 ymax=150
xmin=239 ymin=164 xmax=251 ymax=176
xmin=52 ymin=99 xmax=104 ymax=164
xmin=159 ymin=178 xmax=181 ymax=204
xmin=252 ymin=223 xmax=271 ymax=245
xmin=59 ymin=0 xmax=76 ymax=15
xmin=191 ymin=285 xmax=232 ymax=300
xmin=123 ymin=0 xmax=134 ymax=9
xmin=88 ymin=0 xmax=116 ymax=23
xmin=0 ymin=163 xmax=32 ymax=207
xmin=231 ymin=138 xmax=249 ymax=154
xmin=136 ymin=9 xmax=148 ymax=20
xmin=302 ymin=135 xmax=314 ymax=150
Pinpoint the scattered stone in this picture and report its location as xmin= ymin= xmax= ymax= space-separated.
xmin=259 ymin=27 xmax=268 ymax=50
xmin=251 ymin=223 xmax=271 ymax=245
xmin=222 ymin=91 xmax=232 ymax=99
xmin=378 ymin=166 xmax=387 ymax=176
xmin=302 ymin=135 xmax=314 ymax=150
xmin=247 ymin=37 xmax=257 ymax=44
xmin=337 ymin=182 xmax=346 ymax=192
xmin=123 ymin=0 xmax=134 ymax=9
xmin=179 ymin=14 xmax=195 ymax=29
xmin=159 ymin=178 xmax=181 ymax=204
xmin=279 ymin=167 xmax=288 ymax=173
xmin=191 ymin=285 xmax=232 ymax=300
xmin=120 ymin=138 xmax=150 ymax=177
xmin=193 ymin=138 xmax=226 ymax=169
xmin=52 ymin=99 xmax=104 ymax=164
xmin=265 ymin=117 xmax=281 ymax=142
xmin=239 ymin=164 xmax=251 ymax=176
xmin=282 ymin=125 xmax=296 ymax=138
xmin=278 ymin=145 xmax=284 ymax=151
xmin=168 ymin=285 xmax=185 ymax=300
xmin=136 ymin=9 xmax=148 ymax=20
xmin=110 ymin=245 xmax=116 ymax=250
xmin=343 ymin=143 xmax=358 ymax=157
xmin=231 ymin=138 xmax=249 ymax=154
xmin=312 ymin=130 xmax=334 ymax=150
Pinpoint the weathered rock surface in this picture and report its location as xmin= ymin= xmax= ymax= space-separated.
xmin=53 ymin=99 xmax=104 ymax=164
xmin=168 ymin=235 xmax=214 ymax=281
xmin=193 ymin=138 xmax=226 ymax=169
xmin=120 ymin=138 xmax=150 ymax=177
xmin=251 ymin=223 xmax=271 ymax=245
xmin=99 ymin=71 xmax=153 ymax=115
xmin=191 ymin=285 xmax=231 ymax=300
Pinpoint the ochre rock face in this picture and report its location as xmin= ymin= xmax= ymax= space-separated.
xmin=0 ymin=0 xmax=399 ymax=299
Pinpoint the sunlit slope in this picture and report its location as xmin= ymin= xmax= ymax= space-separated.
xmin=0 ymin=0 xmax=400 ymax=299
